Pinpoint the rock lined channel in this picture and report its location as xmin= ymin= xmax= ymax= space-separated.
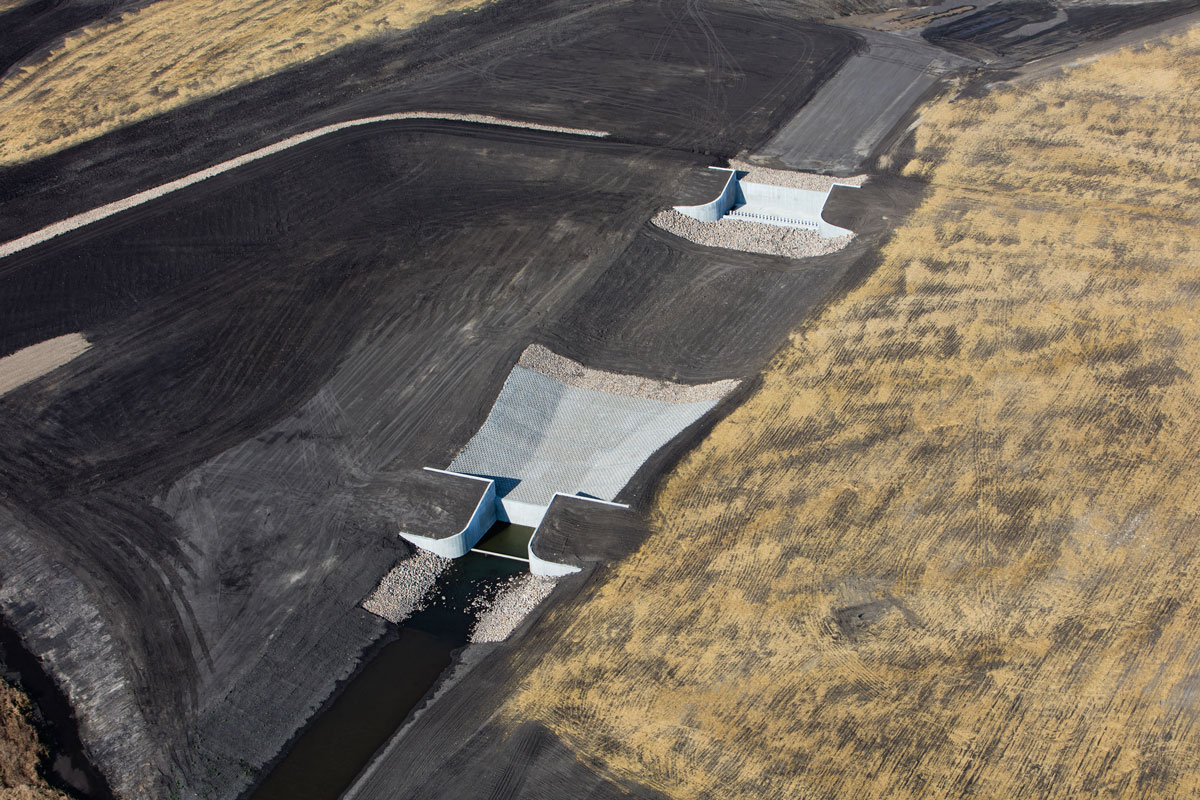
xmin=248 ymin=553 xmax=530 ymax=800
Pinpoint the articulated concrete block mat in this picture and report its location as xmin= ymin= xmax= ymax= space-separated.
xmin=450 ymin=348 xmax=737 ymax=507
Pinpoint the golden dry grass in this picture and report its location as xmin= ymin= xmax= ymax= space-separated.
xmin=0 ymin=680 xmax=66 ymax=800
xmin=506 ymin=26 xmax=1200 ymax=800
xmin=0 ymin=0 xmax=492 ymax=165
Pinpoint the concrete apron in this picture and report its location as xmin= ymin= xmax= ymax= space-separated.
xmin=675 ymin=167 xmax=857 ymax=237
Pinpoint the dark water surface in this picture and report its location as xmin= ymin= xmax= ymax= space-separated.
xmin=245 ymin=552 xmax=525 ymax=800
xmin=472 ymin=522 xmax=536 ymax=560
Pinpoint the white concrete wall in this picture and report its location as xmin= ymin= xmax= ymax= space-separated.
xmin=731 ymin=181 xmax=855 ymax=238
xmin=675 ymin=171 xmax=857 ymax=238
xmin=497 ymin=497 xmax=550 ymax=527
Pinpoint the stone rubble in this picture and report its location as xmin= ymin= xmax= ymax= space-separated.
xmin=727 ymin=160 xmax=868 ymax=191
xmin=469 ymin=573 xmax=558 ymax=643
xmin=361 ymin=550 xmax=450 ymax=624
xmin=652 ymin=208 xmax=856 ymax=259
xmin=518 ymin=344 xmax=739 ymax=403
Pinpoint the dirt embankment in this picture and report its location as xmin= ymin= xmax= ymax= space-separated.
xmin=500 ymin=22 xmax=1200 ymax=800
xmin=0 ymin=680 xmax=67 ymax=800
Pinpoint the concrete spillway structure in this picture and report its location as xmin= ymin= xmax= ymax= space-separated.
xmin=447 ymin=365 xmax=727 ymax=526
xmin=399 ymin=346 xmax=739 ymax=574
xmin=674 ymin=167 xmax=855 ymax=237
xmin=397 ymin=471 xmax=626 ymax=576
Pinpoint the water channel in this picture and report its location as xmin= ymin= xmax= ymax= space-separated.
xmin=246 ymin=528 xmax=535 ymax=800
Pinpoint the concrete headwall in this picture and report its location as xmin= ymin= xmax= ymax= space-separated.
xmin=399 ymin=469 xmax=497 ymax=558
xmin=498 ymin=497 xmax=550 ymax=528
xmin=674 ymin=169 xmax=741 ymax=222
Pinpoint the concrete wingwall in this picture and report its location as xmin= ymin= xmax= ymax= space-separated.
xmin=399 ymin=469 xmax=497 ymax=558
xmin=673 ymin=168 xmax=741 ymax=222
xmin=527 ymin=493 xmax=631 ymax=577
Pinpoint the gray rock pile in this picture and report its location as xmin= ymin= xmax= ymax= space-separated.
xmin=361 ymin=550 xmax=450 ymax=623
xmin=470 ymin=573 xmax=558 ymax=642
xmin=652 ymin=208 xmax=855 ymax=259
xmin=518 ymin=344 xmax=738 ymax=403
xmin=728 ymin=161 xmax=867 ymax=191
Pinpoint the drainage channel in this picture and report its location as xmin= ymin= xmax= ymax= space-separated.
xmin=470 ymin=522 xmax=535 ymax=562
xmin=245 ymin=552 xmax=526 ymax=800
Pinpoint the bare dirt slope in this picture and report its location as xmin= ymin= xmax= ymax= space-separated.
xmin=482 ymin=23 xmax=1200 ymax=800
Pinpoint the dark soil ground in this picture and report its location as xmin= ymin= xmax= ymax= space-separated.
xmin=754 ymin=29 xmax=966 ymax=173
xmin=2 ymin=0 xmax=1194 ymax=796
xmin=0 ymin=0 xmax=860 ymax=245
xmin=0 ymin=121 xmax=730 ymax=799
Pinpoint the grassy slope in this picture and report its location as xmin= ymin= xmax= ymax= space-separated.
xmin=506 ymin=26 xmax=1200 ymax=800
xmin=0 ymin=680 xmax=65 ymax=800
xmin=0 ymin=0 xmax=493 ymax=166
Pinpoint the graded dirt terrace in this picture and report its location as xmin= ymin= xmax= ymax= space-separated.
xmin=0 ymin=107 xmax=887 ymax=797
xmin=0 ymin=122 xmax=707 ymax=798
xmin=5 ymin=0 xmax=1199 ymax=797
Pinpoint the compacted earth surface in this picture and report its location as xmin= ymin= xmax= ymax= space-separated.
xmin=2 ymin=0 xmax=1200 ymax=798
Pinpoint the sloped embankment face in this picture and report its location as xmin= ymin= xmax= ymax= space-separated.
xmin=506 ymin=26 xmax=1200 ymax=800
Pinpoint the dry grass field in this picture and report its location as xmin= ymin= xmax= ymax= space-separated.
xmin=0 ymin=680 xmax=66 ymax=800
xmin=506 ymin=25 xmax=1200 ymax=800
xmin=0 ymin=0 xmax=491 ymax=165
